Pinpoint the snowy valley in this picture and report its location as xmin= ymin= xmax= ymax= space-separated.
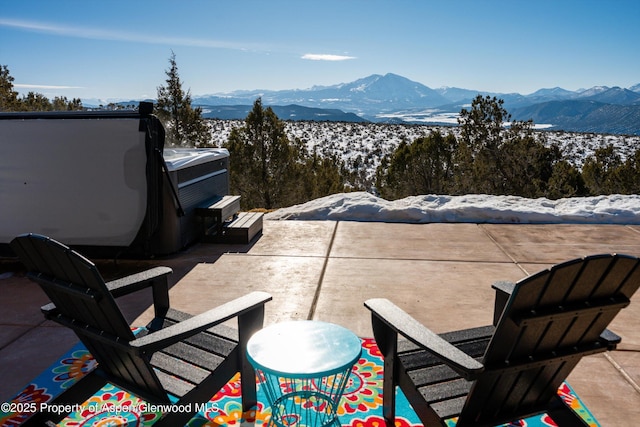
xmin=207 ymin=119 xmax=640 ymax=185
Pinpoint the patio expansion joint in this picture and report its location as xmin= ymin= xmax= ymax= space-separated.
xmin=307 ymin=221 xmax=339 ymax=320
xmin=626 ymin=225 xmax=640 ymax=235
xmin=477 ymin=224 xmax=529 ymax=274
xmin=325 ymin=255 xmax=517 ymax=264
xmin=0 ymin=320 xmax=48 ymax=352
xmin=604 ymin=352 xmax=640 ymax=395
xmin=225 ymin=253 xmax=326 ymax=259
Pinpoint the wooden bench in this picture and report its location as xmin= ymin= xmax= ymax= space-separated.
xmin=197 ymin=195 xmax=241 ymax=223
xmin=196 ymin=195 xmax=242 ymax=238
xmin=225 ymin=212 xmax=264 ymax=244
xmin=196 ymin=195 xmax=263 ymax=244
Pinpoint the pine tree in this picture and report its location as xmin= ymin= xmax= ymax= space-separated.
xmin=52 ymin=96 xmax=83 ymax=111
xmin=454 ymin=95 xmax=560 ymax=197
xmin=497 ymin=120 xmax=558 ymax=197
xmin=21 ymin=92 xmax=52 ymax=111
xmin=455 ymin=95 xmax=511 ymax=193
xmin=304 ymin=149 xmax=346 ymax=200
xmin=582 ymin=145 xmax=623 ymax=195
xmin=376 ymin=131 xmax=457 ymax=199
xmin=547 ymin=160 xmax=586 ymax=198
xmin=226 ymin=98 xmax=304 ymax=209
xmin=0 ymin=65 xmax=21 ymax=111
xmin=156 ymin=52 xmax=209 ymax=146
xmin=616 ymin=148 xmax=640 ymax=194
xmin=1 ymin=65 xmax=83 ymax=111
xmin=225 ymin=98 xmax=346 ymax=209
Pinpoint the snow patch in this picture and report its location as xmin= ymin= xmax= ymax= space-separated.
xmin=266 ymin=192 xmax=640 ymax=224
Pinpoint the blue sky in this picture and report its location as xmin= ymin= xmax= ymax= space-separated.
xmin=1 ymin=0 xmax=639 ymax=102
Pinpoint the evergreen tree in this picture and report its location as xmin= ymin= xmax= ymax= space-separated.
xmin=225 ymin=98 xmax=345 ymax=209
xmin=226 ymin=98 xmax=305 ymax=209
xmin=18 ymin=93 xmax=83 ymax=111
xmin=1 ymin=65 xmax=83 ymax=111
xmin=52 ymin=96 xmax=83 ymax=111
xmin=455 ymin=95 xmax=509 ymax=193
xmin=21 ymin=91 xmax=52 ymax=111
xmin=546 ymin=160 xmax=586 ymax=198
xmin=304 ymin=149 xmax=347 ymax=200
xmin=377 ymin=131 xmax=457 ymax=199
xmin=156 ymin=52 xmax=210 ymax=146
xmin=0 ymin=65 xmax=20 ymax=111
xmin=497 ymin=120 xmax=559 ymax=197
xmin=616 ymin=148 xmax=640 ymax=194
xmin=582 ymin=145 xmax=623 ymax=194
xmin=454 ymin=95 xmax=561 ymax=197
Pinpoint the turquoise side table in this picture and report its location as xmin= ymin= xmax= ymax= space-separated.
xmin=247 ymin=321 xmax=362 ymax=427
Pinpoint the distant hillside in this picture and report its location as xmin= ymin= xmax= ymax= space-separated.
xmin=195 ymin=73 xmax=449 ymax=115
xmin=87 ymin=73 xmax=640 ymax=134
xmin=577 ymin=87 xmax=640 ymax=105
xmin=512 ymin=100 xmax=640 ymax=135
xmin=205 ymin=120 xmax=640 ymax=187
xmin=191 ymin=74 xmax=640 ymax=134
xmin=199 ymin=104 xmax=368 ymax=122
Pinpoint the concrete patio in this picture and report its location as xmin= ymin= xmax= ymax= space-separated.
xmin=1 ymin=220 xmax=640 ymax=425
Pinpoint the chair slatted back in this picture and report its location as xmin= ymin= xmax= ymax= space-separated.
xmin=11 ymin=234 xmax=168 ymax=402
xmin=458 ymin=253 xmax=640 ymax=426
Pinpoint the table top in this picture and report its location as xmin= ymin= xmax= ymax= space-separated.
xmin=247 ymin=321 xmax=362 ymax=378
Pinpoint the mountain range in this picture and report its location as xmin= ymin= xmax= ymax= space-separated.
xmin=192 ymin=73 xmax=640 ymax=135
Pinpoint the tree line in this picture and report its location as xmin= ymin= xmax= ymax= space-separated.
xmin=375 ymin=95 xmax=640 ymax=200
xmin=223 ymin=93 xmax=640 ymax=209
xmin=0 ymin=65 xmax=83 ymax=111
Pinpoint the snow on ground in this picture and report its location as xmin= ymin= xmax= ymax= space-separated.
xmin=208 ymin=120 xmax=640 ymax=224
xmin=207 ymin=120 xmax=640 ymax=185
xmin=266 ymin=192 xmax=640 ymax=224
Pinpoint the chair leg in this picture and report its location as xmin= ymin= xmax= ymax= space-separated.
xmin=372 ymin=315 xmax=398 ymax=427
xmin=238 ymin=306 xmax=265 ymax=413
xmin=381 ymin=359 xmax=397 ymax=427
xmin=21 ymin=371 xmax=107 ymax=426
xmin=547 ymin=394 xmax=590 ymax=426
xmin=240 ymin=361 xmax=258 ymax=413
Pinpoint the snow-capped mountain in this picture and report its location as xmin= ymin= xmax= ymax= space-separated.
xmin=575 ymin=86 xmax=640 ymax=104
xmin=195 ymin=73 xmax=449 ymax=116
xmin=191 ymin=73 xmax=640 ymax=135
xmin=196 ymin=74 xmax=639 ymax=110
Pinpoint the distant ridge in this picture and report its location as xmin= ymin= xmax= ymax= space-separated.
xmin=86 ymin=73 xmax=640 ymax=134
xmin=200 ymin=104 xmax=368 ymax=122
xmin=191 ymin=73 xmax=640 ymax=134
xmin=195 ymin=73 xmax=449 ymax=115
xmin=511 ymin=100 xmax=640 ymax=135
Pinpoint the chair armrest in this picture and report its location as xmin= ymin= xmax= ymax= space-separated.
xmin=106 ymin=266 xmax=173 ymax=297
xmin=131 ymin=291 xmax=272 ymax=352
xmin=601 ymin=328 xmax=622 ymax=350
xmin=492 ymin=280 xmax=515 ymax=326
xmin=41 ymin=302 xmax=57 ymax=316
xmin=106 ymin=266 xmax=172 ymax=318
xmin=365 ymin=298 xmax=484 ymax=380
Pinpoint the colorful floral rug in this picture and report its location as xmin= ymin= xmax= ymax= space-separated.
xmin=1 ymin=337 xmax=599 ymax=427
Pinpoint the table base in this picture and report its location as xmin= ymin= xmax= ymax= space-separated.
xmin=259 ymin=371 xmax=352 ymax=427
xmin=269 ymin=390 xmax=340 ymax=427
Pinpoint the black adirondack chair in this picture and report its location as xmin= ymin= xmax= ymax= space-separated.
xmin=365 ymin=253 xmax=640 ymax=427
xmin=10 ymin=233 xmax=272 ymax=426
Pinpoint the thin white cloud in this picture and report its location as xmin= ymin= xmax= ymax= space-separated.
xmin=15 ymin=84 xmax=84 ymax=90
xmin=0 ymin=18 xmax=258 ymax=51
xmin=302 ymin=54 xmax=356 ymax=61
